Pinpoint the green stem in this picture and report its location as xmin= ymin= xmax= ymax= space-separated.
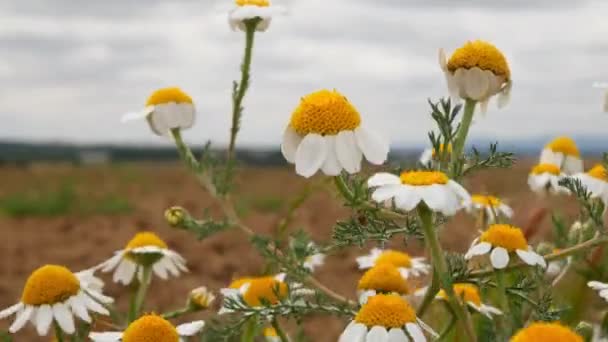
xmin=494 ymin=270 xmax=512 ymax=335
xmin=130 ymin=266 xmax=152 ymax=322
xmin=162 ymin=307 xmax=192 ymax=320
xmin=227 ymin=19 xmax=259 ymax=163
xmin=241 ymin=316 xmax=258 ymax=342
xmin=450 ymin=98 xmax=476 ymax=175
xmin=416 ymin=271 xmax=440 ymax=317
xmin=437 ymin=312 xmax=457 ymax=341
xmin=271 ymin=318 xmax=290 ymax=342
xmin=54 ymin=322 xmax=64 ymax=342
xmin=334 ymin=175 xmax=354 ymax=201
xmin=417 ymin=204 xmax=476 ymax=341
xmin=171 ymin=129 xmax=200 ymax=172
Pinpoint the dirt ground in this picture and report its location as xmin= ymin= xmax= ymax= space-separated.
xmin=0 ymin=161 xmax=583 ymax=341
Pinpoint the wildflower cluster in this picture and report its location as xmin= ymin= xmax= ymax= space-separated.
xmin=3 ymin=3 xmax=608 ymax=342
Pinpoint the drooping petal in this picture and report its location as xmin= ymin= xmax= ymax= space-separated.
xmin=295 ymin=134 xmax=327 ymax=178
xmin=89 ymin=332 xmax=124 ymax=341
xmin=68 ymin=294 xmax=91 ymax=323
xmin=589 ymin=281 xmax=608 ymax=290
xmin=368 ymin=173 xmax=401 ymax=187
xmin=34 ymin=305 xmax=53 ymax=336
xmin=9 ymin=305 xmax=33 ymax=333
xmin=406 ymin=323 xmax=427 ymax=342
xmin=515 ymin=249 xmax=538 ymax=266
xmin=280 ymin=126 xmax=302 ymax=164
xmin=336 ymin=130 xmax=363 ymax=174
xmin=371 ymin=185 xmax=402 ymax=203
xmin=121 ymin=107 xmax=153 ymax=123
xmin=354 ymin=126 xmax=389 ymax=165
xmin=438 ymin=48 xmax=448 ymax=71
xmin=464 ymin=67 xmax=490 ymax=101
xmin=0 ymin=303 xmax=23 ymax=319
xmin=321 ymin=135 xmax=343 ymax=176
xmin=52 ymin=303 xmax=75 ymax=334
xmin=490 ymin=247 xmax=509 ymax=269
xmin=394 ymin=187 xmax=422 ymax=211
xmin=465 ymin=242 xmax=492 ymax=259
xmin=176 ymin=320 xmax=205 ymax=336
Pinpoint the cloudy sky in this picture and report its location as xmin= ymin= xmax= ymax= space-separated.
xmin=0 ymin=0 xmax=607 ymax=148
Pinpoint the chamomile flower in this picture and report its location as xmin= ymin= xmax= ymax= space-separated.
xmin=572 ymin=164 xmax=608 ymax=204
xmin=89 ymin=314 xmax=204 ymax=342
xmin=367 ymin=171 xmax=471 ymax=216
xmin=0 ymin=265 xmax=112 ymax=336
xmin=263 ymin=327 xmax=280 ymax=342
xmin=122 ymin=87 xmax=195 ymax=137
xmin=98 ymin=231 xmax=188 ymax=285
xmin=188 ymin=286 xmax=216 ymax=310
xmin=588 ymin=281 xmax=608 ymax=301
xmin=540 ymin=137 xmax=584 ymax=175
xmin=219 ymin=274 xmax=288 ymax=314
xmin=465 ymin=224 xmax=546 ymax=269
xmin=466 ymin=194 xmax=513 ymax=223
xmin=339 ymin=294 xmax=436 ymax=342
xmin=419 ymin=143 xmax=452 ymax=166
xmin=528 ymin=163 xmax=570 ymax=195
xmin=281 ymin=89 xmax=389 ymax=178
xmin=356 ymin=248 xmax=429 ymax=279
xmin=439 ymin=40 xmax=512 ymax=111
xmin=229 ymin=0 xmax=281 ymax=32
xmin=437 ymin=283 xmax=502 ymax=319
xmin=357 ymin=264 xmax=411 ymax=304
xmin=510 ymin=322 xmax=583 ymax=342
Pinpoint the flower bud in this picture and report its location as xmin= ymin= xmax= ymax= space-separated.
xmin=165 ymin=206 xmax=188 ymax=228
xmin=575 ymin=321 xmax=594 ymax=342
xmin=188 ymin=286 xmax=216 ymax=310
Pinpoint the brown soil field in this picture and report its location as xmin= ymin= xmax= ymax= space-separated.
xmin=0 ymin=161 xmax=590 ymax=341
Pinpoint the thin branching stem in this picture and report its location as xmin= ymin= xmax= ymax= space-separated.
xmin=271 ymin=318 xmax=290 ymax=342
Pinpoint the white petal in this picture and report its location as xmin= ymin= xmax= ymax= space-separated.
xmin=339 ymin=322 xmax=367 ymax=342
xmin=438 ymin=48 xmax=447 ymax=71
xmin=100 ymin=253 xmax=124 ymax=272
xmin=516 ymin=249 xmax=538 ymax=266
xmin=176 ymin=320 xmax=205 ymax=336
xmin=175 ymin=103 xmax=195 ymax=129
xmin=86 ymin=289 xmax=113 ymax=304
xmin=354 ymin=126 xmax=389 ymax=165
xmin=52 ymin=302 xmax=75 ymax=334
xmin=368 ymin=173 xmax=401 ymax=188
xmin=490 ymin=247 xmax=510 ymax=269
xmin=464 ymin=67 xmax=489 ymax=100
xmin=419 ymin=148 xmax=433 ymax=165
xmin=589 ymin=281 xmax=608 ymax=290
xmin=0 ymin=303 xmax=23 ymax=319
xmin=371 ymin=185 xmax=402 ymax=203
xmin=335 ymin=130 xmax=363 ymax=174
xmin=121 ymin=107 xmax=153 ymax=123
xmin=35 ymin=305 xmax=53 ymax=336
xmin=366 ymin=326 xmax=389 ymax=342
xmin=405 ymin=323 xmax=426 ymax=342
xmin=280 ymin=126 xmax=302 ymax=164
xmin=321 ymin=135 xmax=343 ymax=176
xmin=356 ymin=255 xmax=376 ymax=269
xmin=153 ymin=260 xmax=169 ymax=279
xmin=388 ymin=328 xmax=408 ymax=342
xmin=68 ymin=294 xmax=91 ymax=323
xmin=394 ymin=187 xmax=422 ymax=211
xmin=465 ymin=242 xmax=492 ymax=259
xmin=114 ymin=259 xmax=137 ymax=285
xmin=419 ymin=185 xmax=450 ymax=214
xmin=83 ymin=295 xmax=110 ymax=316
xmin=274 ymin=273 xmax=287 ymax=282
xmin=9 ymin=305 xmax=33 ymax=333
xmin=446 ymin=180 xmax=471 ymax=204
xmin=89 ymin=332 xmax=124 ymax=341
xmin=295 ymin=134 xmax=327 ymax=178
xmin=497 ymin=81 xmax=512 ymax=108
xmin=358 ymin=290 xmax=377 ymax=305
xmin=148 ymin=108 xmax=172 ymax=136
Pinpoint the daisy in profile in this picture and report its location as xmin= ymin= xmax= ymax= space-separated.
xmin=437 ymin=283 xmax=502 ymax=319
xmin=419 ymin=143 xmax=452 ymax=166
xmin=367 ymin=170 xmax=471 ymax=216
xmin=0 ymin=265 xmax=112 ymax=336
xmin=281 ymin=89 xmax=389 ymax=178
xmin=588 ymin=281 xmax=608 ymax=301
xmin=339 ymin=294 xmax=436 ymax=342
xmin=527 ymin=163 xmax=570 ymax=195
xmin=229 ymin=0 xmax=282 ymax=32
xmin=510 ymin=322 xmax=583 ymax=342
xmin=572 ymin=164 xmax=608 ymax=204
xmin=356 ymin=248 xmax=429 ymax=279
xmin=98 ymin=231 xmax=187 ymax=285
xmin=466 ymin=194 xmax=513 ymax=223
xmin=465 ymin=224 xmax=546 ymax=269
xmin=219 ymin=274 xmax=288 ymax=313
xmin=121 ymin=87 xmax=195 ymax=137
xmin=540 ymin=137 xmax=584 ymax=175
xmin=439 ymin=40 xmax=512 ymax=111
xmin=357 ymin=264 xmax=411 ymax=304
xmin=90 ymin=314 xmax=204 ymax=342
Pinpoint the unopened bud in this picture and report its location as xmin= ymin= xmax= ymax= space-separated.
xmin=575 ymin=321 xmax=594 ymax=342
xmin=188 ymin=286 xmax=216 ymax=310
xmin=165 ymin=206 xmax=187 ymax=227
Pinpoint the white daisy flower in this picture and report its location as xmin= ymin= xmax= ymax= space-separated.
xmin=188 ymin=286 xmax=216 ymax=310
xmin=357 ymin=264 xmax=411 ymax=305
xmin=572 ymin=164 xmax=608 ymax=205
xmin=465 ymin=224 xmax=546 ymax=269
xmin=439 ymin=40 xmax=512 ymax=112
xmin=229 ymin=0 xmax=283 ymax=32
xmin=98 ymin=231 xmax=187 ymax=285
xmin=339 ymin=294 xmax=436 ymax=342
xmin=527 ymin=163 xmax=570 ymax=195
xmin=437 ymin=283 xmax=502 ymax=319
xmin=466 ymin=194 xmax=513 ymax=223
xmin=539 ymin=137 xmax=584 ymax=175
xmin=281 ymin=89 xmax=389 ymax=178
xmin=356 ymin=248 xmax=429 ymax=279
xmin=219 ymin=274 xmax=288 ymax=314
xmin=419 ymin=143 xmax=452 ymax=166
xmin=121 ymin=87 xmax=195 ymax=137
xmin=367 ymin=170 xmax=471 ymax=216
xmin=89 ymin=314 xmax=204 ymax=342
xmin=0 ymin=265 xmax=112 ymax=336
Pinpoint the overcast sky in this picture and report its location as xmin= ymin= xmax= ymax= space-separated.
xmin=0 ymin=0 xmax=607 ymax=148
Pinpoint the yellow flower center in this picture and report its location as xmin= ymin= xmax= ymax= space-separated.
xmin=545 ymin=136 xmax=580 ymax=157
xmin=400 ymin=171 xmax=449 ymax=186
xmin=125 ymin=232 xmax=168 ymax=251
xmin=288 ymin=89 xmax=361 ymax=136
xmin=431 ymin=143 xmax=452 ymax=158
xmin=446 ymin=40 xmax=510 ymax=80
xmin=236 ymin=0 xmax=270 ymax=6
xmin=21 ymin=265 xmax=80 ymax=305
xmin=588 ymin=164 xmax=608 ymax=182
xmin=481 ymin=224 xmax=528 ymax=252
xmin=438 ymin=284 xmax=482 ymax=306
xmin=472 ymin=195 xmax=502 ymax=207
xmin=354 ymin=294 xmax=417 ymax=328
xmin=264 ymin=327 xmax=278 ymax=337
xmin=531 ymin=163 xmax=561 ymax=176
xmin=358 ymin=264 xmax=410 ymax=295
xmin=122 ymin=314 xmax=179 ymax=342
xmin=510 ymin=322 xmax=583 ymax=342
xmin=145 ymin=87 xmax=193 ymax=106
xmin=375 ymin=250 xmax=413 ymax=269
xmin=229 ymin=276 xmax=288 ymax=307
